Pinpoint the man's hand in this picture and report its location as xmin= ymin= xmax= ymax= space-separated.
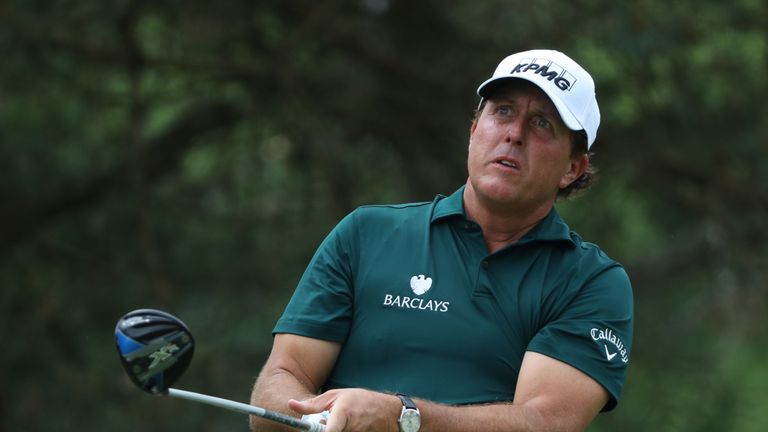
xmin=289 ymin=388 xmax=402 ymax=432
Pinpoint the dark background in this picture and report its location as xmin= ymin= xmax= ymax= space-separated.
xmin=2 ymin=1 xmax=767 ymax=431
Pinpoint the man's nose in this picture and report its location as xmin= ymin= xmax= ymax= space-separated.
xmin=504 ymin=115 xmax=526 ymax=146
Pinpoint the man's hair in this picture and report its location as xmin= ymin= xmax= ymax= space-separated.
xmin=472 ymin=100 xmax=597 ymax=200
xmin=559 ymin=130 xmax=596 ymax=200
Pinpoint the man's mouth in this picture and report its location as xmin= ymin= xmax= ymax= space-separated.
xmin=494 ymin=158 xmax=519 ymax=169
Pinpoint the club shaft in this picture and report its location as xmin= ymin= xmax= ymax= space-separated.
xmin=167 ymin=388 xmax=325 ymax=432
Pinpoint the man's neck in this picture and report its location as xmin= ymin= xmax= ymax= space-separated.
xmin=462 ymin=182 xmax=554 ymax=253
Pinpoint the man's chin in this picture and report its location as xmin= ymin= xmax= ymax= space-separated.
xmin=473 ymin=181 xmax=522 ymax=203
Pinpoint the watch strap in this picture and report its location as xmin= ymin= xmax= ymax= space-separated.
xmin=397 ymin=393 xmax=418 ymax=410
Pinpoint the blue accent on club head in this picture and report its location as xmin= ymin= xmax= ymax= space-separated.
xmin=116 ymin=329 xmax=145 ymax=355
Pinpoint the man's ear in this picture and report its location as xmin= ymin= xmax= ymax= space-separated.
xmin=468 ymin=120 xmax=478 ymax=150
xmin=559 ymin=154 xmax=589 ymax=189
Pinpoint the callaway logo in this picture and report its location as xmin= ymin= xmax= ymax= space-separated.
xmin=591 ymin=327 xmax=629 ymax=363
xmin=382 ymin=274 xmax=450 ymax=313
xmin=409 ymin=274 xmax=432 ymax=295
xmin=510 ymin=57 xmax=576 ymax=91
xmin=148 ymin=343 xmax=180 ymax=369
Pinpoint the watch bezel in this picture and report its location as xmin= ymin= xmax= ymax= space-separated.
xmin=399 ymin=408 xmax=421 ymax=432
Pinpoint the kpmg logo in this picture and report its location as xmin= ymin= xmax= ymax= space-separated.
xmin=510 ymin=57 xmax=576 ymax=91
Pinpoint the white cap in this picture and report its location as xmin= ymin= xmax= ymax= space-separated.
xmin=477 ymin=49 xmax=601 ymax=148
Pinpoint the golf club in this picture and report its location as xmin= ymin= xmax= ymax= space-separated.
xmin=115 ymin=308 xmax=325 ymax=432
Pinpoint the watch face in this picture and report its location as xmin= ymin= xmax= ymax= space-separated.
xmin=400 ymin=410 xmax=421 ymax=432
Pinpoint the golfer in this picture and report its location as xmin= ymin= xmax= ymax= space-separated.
xmin=250 ymin=49 xmax=634 ymax=432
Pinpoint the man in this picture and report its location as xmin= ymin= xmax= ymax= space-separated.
xmin=250 ymin=49 xmax=633 ymax=432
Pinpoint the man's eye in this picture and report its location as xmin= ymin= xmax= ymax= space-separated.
xmin=534 ymin=117 xmax=552 ymax=129
xmin=497 ymin=106 xmax=511 ymax=115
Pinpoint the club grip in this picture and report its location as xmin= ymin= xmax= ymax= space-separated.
xmin=167 ymin=388 xmax=325 ymax=431
xmin=261 ymin=409 xmax=325 ymax=432
xmin=306 ymin=420 xmax=326 ymax=432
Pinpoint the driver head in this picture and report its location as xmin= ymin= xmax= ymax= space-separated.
xmin=115 ymin=309 xmax=195 ymax=394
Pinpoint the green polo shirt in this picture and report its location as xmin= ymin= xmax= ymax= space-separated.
xmin=274 ymin=186 xmax=633 ymax=411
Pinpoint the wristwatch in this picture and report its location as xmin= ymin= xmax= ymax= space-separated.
xmin=397 ymin=394 xmax=421 ymax=432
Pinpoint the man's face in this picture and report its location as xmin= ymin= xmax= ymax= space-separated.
xmin=467 ymin=80 xmax=586 ymax=212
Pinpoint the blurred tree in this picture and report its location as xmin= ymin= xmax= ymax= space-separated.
xmin=1 ymin=0 xmax=766 ymax=431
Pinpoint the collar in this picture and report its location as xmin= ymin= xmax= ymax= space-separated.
xmin=430 ymin=186 xmax=467 ymax=222
xmin=431 ymin=186 xmax=575 ymax=246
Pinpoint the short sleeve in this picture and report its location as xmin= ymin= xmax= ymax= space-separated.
xmin=273 ymin=211 xmax=358 ymax=342
xmin=527 ymin=264 xmax=634 ymax=411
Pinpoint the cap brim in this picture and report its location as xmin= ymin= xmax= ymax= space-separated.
xmin=477 ymin=76 xmax=584 ymax=136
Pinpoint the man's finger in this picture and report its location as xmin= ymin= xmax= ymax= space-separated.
xmin=322 ymin=409 xmax=347 ymax=432
xmin=288 ymin=398 xmax=321 ymax=414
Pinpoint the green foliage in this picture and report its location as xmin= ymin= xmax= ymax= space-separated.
xmin=1 ymin=0 xmax=767 ymax=431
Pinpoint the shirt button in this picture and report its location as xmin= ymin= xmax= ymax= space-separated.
xmin=482 ymin=260 xmax=489 ymax=268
